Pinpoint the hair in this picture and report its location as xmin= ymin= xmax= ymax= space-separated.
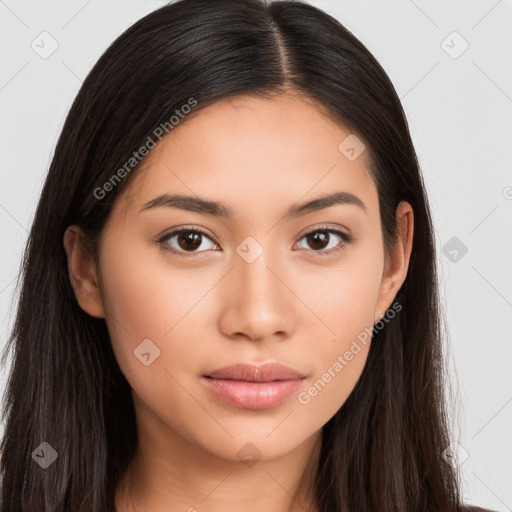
xmin=0 ymin=0 xmax=465 ymax=510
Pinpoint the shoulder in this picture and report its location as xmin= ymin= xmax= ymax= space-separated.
xmin=462 ymin=505 xmax=498 ymax=512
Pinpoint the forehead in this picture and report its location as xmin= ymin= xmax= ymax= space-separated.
xmin=115 ymin=93 xmax=378 ymax=222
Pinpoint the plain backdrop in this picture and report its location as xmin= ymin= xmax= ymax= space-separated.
xmin=1 ymin=0 xmax=511 ymax=510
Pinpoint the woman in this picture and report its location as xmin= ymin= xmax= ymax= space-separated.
xmin=0 ymin=0 xmax=497 ymax=510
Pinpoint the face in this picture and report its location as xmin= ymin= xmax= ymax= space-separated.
xmin=66 ymin=92 xmax=412 ymax=464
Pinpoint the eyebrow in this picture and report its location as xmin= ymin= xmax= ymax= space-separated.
xmin=139 ymin=191 xmax=367 ymax=218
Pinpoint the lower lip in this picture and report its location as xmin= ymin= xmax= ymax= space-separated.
xmin=200 ymin=377 xmax=304 ymax=410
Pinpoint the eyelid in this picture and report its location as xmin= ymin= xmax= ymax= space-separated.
xmin=296 ymin=222 xmax=351 ymax=240
xmin=157 ymin=224 xmax=216 ymax=242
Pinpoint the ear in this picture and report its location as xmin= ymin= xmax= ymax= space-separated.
xmin=63 ymin=225 xmax=105 ymax=318
xmin=374 ymin=201 xmax=414 ymax=323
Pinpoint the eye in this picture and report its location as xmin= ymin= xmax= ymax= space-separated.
xmin=156 ymin=225 xmax=353 ymax=258
xmin=157 ymin=227 xmax=218 ymax=257
xmin=295 ymin=226 xmax=353 ymax=256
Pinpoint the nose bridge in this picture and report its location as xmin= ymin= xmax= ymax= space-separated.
xmin=238 ymin=251 xmax=280 ymax=304
xmin=220 ymin=238 xmax=294 ymax=339
xmin=235 ymin=233 xmax=281 ymax=294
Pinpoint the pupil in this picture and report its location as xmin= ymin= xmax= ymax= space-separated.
xmin=308 ymin=231 xmax=328 ymax=250
xmin=178 ymin=232 xmax=201 ymax=251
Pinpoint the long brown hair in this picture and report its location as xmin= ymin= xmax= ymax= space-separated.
xmin=1 ymin=0 xmax=463 ymax=510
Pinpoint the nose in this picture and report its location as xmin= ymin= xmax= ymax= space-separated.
xmin=217 ymin=250 xmax=296 ymax=343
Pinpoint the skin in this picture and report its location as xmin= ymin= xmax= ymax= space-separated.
xmin=63 ymin=92 xmax=413 ymax=512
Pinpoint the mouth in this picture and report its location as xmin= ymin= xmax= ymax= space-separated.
xmin=201 ymin=362 xmax=306 ymax=410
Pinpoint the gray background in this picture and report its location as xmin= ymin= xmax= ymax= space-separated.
xmin=1 ymin=0 xmax=511 ymax=509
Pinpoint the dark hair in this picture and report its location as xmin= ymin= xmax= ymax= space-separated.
xmin=1 ymin=0 xmax=465 ymax=510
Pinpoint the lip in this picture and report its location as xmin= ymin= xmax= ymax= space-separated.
xmin=205 ymin=362 xmax=305 ymax=382
xmin=201 ymin=363 xmax=306 ymax=410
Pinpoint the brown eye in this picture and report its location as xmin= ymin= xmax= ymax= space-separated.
xmin=158 ymin=228 xmax=217 ymax=256
xmin=305 ymin=231 xmax=330 ymax=251
xmin=296 ymin=228 xmax=352 ymax=255
xmin=176 ymin=231 xmax=203 ymax=251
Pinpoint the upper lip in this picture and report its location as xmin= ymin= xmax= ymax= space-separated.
xmin=205 ymin=363 xmax=306 ymax=382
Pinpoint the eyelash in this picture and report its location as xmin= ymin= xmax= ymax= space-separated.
xmin=156 ymin=225 xmax=354 ymax=259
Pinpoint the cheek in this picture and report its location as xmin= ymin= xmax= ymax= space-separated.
xmin=304 ymin=254 xmax=383 ymax=344
xmin=98 ymin=249 xmax=212 ymax=438
xmin=296 ymin=344 xmax=370 ymax=423
xmin=294 ymin=251 xmax=382 ymax=415
xmin=294 ymin=273 xmax=377 ymax=420
xmin=98 ymin=240 xmax=212 ymax=378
